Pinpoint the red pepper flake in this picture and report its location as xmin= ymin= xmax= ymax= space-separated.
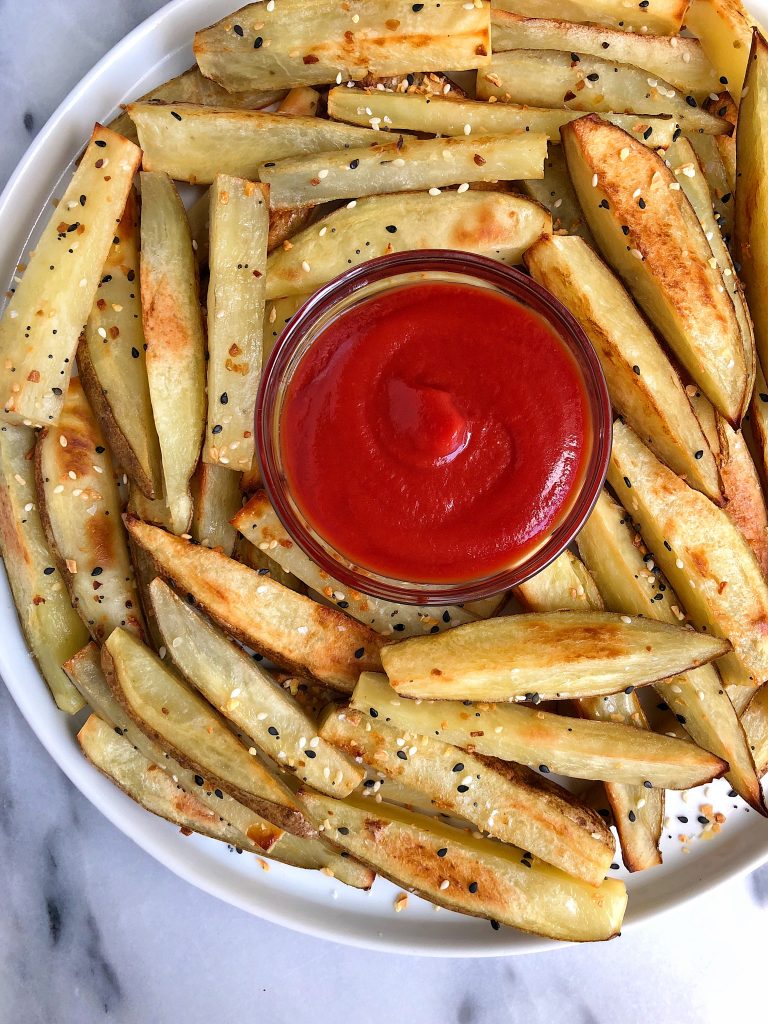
xmin=95 ymin=159 xmax=104 ymax=169
xmin=475 ymin=45 xmax=487 ymax=57
xmin=27 ymin=370 xmax=40 ymax=383
xmin=303 ymin=54 xmax=319 ymax=64
xmin=473 ymin=154 xmax=486 ymax=166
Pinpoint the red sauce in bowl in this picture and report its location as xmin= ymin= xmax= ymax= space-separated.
xmin=279 ymin=280 xmax=592 ymax=584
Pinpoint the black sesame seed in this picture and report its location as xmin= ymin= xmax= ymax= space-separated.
xmin=720 ymin=75 xmax=729 ymax=84
xmin=698 ymin=815 xmax=709 ymax=825
xmin=694 ymin=450 xmax=704 ymax=460
xmin=571 ymin=52 xmax=580 ymax=63
xmin=624 ymin=476 xmax=632 ymax=488
xmin=643 ymin=781 xmax=652 ymax=789
xmin=638 ymin=197 xmax=647 ymax=209
xmin=52 ymin=387 xmax=62 ymax=396
xmin=673 ymin=127 xmax=682 ymax=141
xmin=305 ymin=749 xmax=316 ymax=758
xmin=430 ymin=625 xmax=439 ymax=634
xmin=393 ymin=623 xmax=405 ymax=631
xmin=385 ymin=224 xmax=397 ymax=233
xmin=490 ymin=920 xmax=500 ymax=931
xmin=257 ymin=567 xmax=270 ymax=575
xmin=354 ymin=647 xmax=365 ymax=659
xmin=95 ymin=445 xmax=105 ymax=454
xmin=171 ymin=111 xmax=182 ymax=121
xmin=397 ymin=750 xmax=407 ymax=760
xmin=468 ymin=882 xmax=478 ymax=893
xmin=220 ymin=392 xmax=229 ymax=404
xmin=721 ymin=192 xmax=732 ymax=203
xmin=194 ymin=775 xmax=204 ymax=786
xmin=676 ymin=714 xmax=686 ymax=724
xmin=624 ymin=685 xmax=634 ymax=694
xmin=349 ymin=159 xmax=360 ymax=169
xmin=457 ymin=784 xmax=469 ymax=793
xmin=338 ymin=826 xmax=350 ymax=835
xmin=728 ymin=789 xmax=737 ymax=798
xmin=95 ymin=139 xmax=107 ymax=148
xmin=131 ymin=347 xmax=139 ymax=359
xmin=452 ymin=763 xmax=464 ymax=773
xmin=267 ymin=726 xmax=279 ymax=736
xmin=643 ymin=127 xmax=653 ymax=140
xmin=610 ymin=863 xmax=620 ymax=870
xmin=91 ymin=567 xmax=103 ymax=577
xmin=254 ymin=36 xmax=263 ymax=48
xmin=212 ymin=424 xmax=223 ymax=435
xmin=628 ymin=810 xmax=637 ymax=822
xmin=621 ymin=225 xmax=630 ymax=235
xmin=233 ymin=23 xmax=244 ymax=35
xmin=678 ymin=815 xmax=688 ymax=823
xmin=127 ymin=269 xmax=135 ymax=282
xmin=632 ymin=365 xmax=640 ymax=375
xmin=664 ymin=540 xmax=672 ymax=550
xmin=599 ymin=199 xmax=609 ymax=209
xmin=587 ymin=73 xmax=600 ymax=82
xmin=369 ymin=707 xmax=378 ymax=718
xmin=43 ymin=567 xmax=55 ymax=576
xmin=539 ymin=765 xmax=550 ymax=773
xmin=442 ymin=610 xmax=451 ymax=623
xmin=639 ymin=1 xmax=650 ymax=7
xmin=214 ymin=789 xmax=223 ymax=799
xmin=412 ymin=3 xmax=424 ymax=9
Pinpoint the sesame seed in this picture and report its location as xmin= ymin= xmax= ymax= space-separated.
xmin=428 ymin=187 xmax=441 ymax=196
xmin=439 ymin=879 xmax=450 ymax=890
xmin=301 ymin=260 xmax=311 ymax=272
xmin=591 ymin=173 xmax=598 ymax=187
xmin=620 ymin=615 xmax=632 ymax=624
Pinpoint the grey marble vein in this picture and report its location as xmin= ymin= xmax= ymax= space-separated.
xmin=0 ymin=3 xmax=767 ymax=1023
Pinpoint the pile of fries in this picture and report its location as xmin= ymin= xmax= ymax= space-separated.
xmin=2 ymin=0 xmax=768 ymax=943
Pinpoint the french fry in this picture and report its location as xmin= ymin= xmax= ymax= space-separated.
xmin=742 ymin=684 xmax=768 ymax=776
xmin=491 ymin=0 xmax=689 ymax=35
xmin=204 ymin=176 xmax=268 ymax=471
xmin=735 ymin=31 xmax=768 ymax=383
xmin=476 ymin=52 xmax=730 ymax=134
xmin=265 ymin=190 xmax=551 ymax=297
xmin=490 ymin=11 xmax=720 ymax=95
xmin=190 ymin=463 xmax=242 ymax=556
xmin=110 ymin=65 xmax=285 ymax=144
xmin=0 ymin=424 xmax=87 ymax=713
xmin=35 ymin=378 xmax=144 ymax=643
xmin=124 ymin=515 xmax=383 ymax=690
xmin=685 ymin=0 xmax=764 ymax=102
xmin=381 ymin=610 xmax=729 ymax=702
xmin=685 ymin=133 xmax=735 ymax=243
xmin=320 ymin=703 xmax=616 ymax=884
xmin=562 ymin=115 xmax=749 ymax=425
xmin=519 ymin=148 xmax=595 ymax=242
xmin=78 ymin=190 xmax=162 ymax=499
xmin=665 ymin=135 xmax=755 ymax=397
xmin=717 ymin=417 xmax=768 ymax=578
xmin=0 ymin=125 xmax=141 ymax=427
xmin=512 ymin=550 xmax=665 ymax=871
xmin=149 ymin=578 xmax=364 ymax=797
xmin=78 ymin=713 xmax=277 ymax=846
xmin=140 ymin=172 xmax=206 ymax=535
xmin=277 ymin=87 xmax=321 ymax=118
xmin=193 ymin=0 xmax=491 ymax=93
xmin=705 ymin=91 xmax=737 ymax=192
xmin=609 ymin=419 xmax=768 ymax=685
xmin=232 ymin=536 xmax=306 ymax=595
xmin=578 ymin=489 xmax=765 ymax=812
xmin=129 ymin=103 xmax=382 ymax=185
xmin=327 ymin=86 xmax=682 ymax=148
xmin=349 ymin=672 xmax=726 ymax=790
xmin=231 ymin=491 xmax=474 ymax=636
xmin=300 ymin=790 xmax=627 ymax=940
xmin=103 ymin=627 xmax=313 ymax=836
xmin=259 ymin=133 xmax=547 ymax=210
xmin=524 ymin=234 xmax=722 ymax=503
xmin=66 ymin=641 xmax=283 ymax=850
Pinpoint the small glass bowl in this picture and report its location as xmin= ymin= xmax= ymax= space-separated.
xmin=257 ymin=250 xmax=611 ymax=606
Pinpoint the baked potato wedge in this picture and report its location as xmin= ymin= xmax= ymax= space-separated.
xmin=578 ymin=489 xmax=765 ymax=813
xmin=685 ymin=0 xmax=764 ymax=102
xmin=123 ymin=515 xmax=383 ymax=690
xmin=78 ymin=190 xmax=162 ymax=499
xmin=66 ymin=642 xmax=283 ymax=850
xmin=519 ymin=148 xmax=595 ymax=242
xmin=327 ymin=86 xmax=681 ymax=148
xmin=0 ymin=424 xmax=87 ymax=713
xmin=524 ymin=234 xmax=721 ymax=502
xmin=0 ymin=125 xmax=141 ymax=427
xmin=300 ymin=791 xmax=627 ymax=940
xmin=705 ymin=91 xmax=737 ymax=192
xmin=490 ymin=11 xmax=720 ymax=95
xmin=259 ymin=133 xmax=547 ymax=210
xmin=717 ymin=416 xmax=768 ymax=578
xmin=265 ymin=190 xmax=551 ymax=297
xmin=512 ymin=550 xmax=665 ymax=872
xmin=491 ymin=0 xmax=688 ymax=35
xmin=204 ymin=176 xmax=268 ymax=472
xmin=193 ymin=0 xmax=491 ymax=93
xmin=381 ymin=610 xmax=729 ymax=703
xmin=149 ymin=578 xmax=364 ymax=797
xmin=110 ymin=65 xmax=285 ymax=144
xmin=232 ymin=536 xmax=305 ymax=595
xmin=350 ymin=672 xmax=727 ymax=790
xmin=742 ymin=684 xmax=768 ymax=777
xmin=231 ymin=491 xmax=474 ymax=636
xmin=320 ymin=703 xmax=616 ymax=885
xmin=140 ymin=172 xmax=206 ymax=535
xmin=190 ymin=463 xmax=242 ymax=556
xmin=103 ymin=627 xmax=313 ymax=836
xmin=609 ymin=419 xmax=768 ymax=685
xmin=476 ymin=51 xmax=729 ymax=134
xmin=685 ymin=132 xmax=735 ymax=243
xmin=35 ymin=378 xmax=144 ymax=643
xmin=562 ymin=115 xmax=748 ymax=425
xmin=735 ymin=30 xmax=768 ymax=382
xmin=129 ymin=103 xmax=382 ymax=185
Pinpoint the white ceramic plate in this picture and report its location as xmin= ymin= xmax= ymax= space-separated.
xmin=1 ymin=0 xmax=767 ymax=957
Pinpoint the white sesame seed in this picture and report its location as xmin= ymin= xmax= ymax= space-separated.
xmin=632 ymin=188 xmax=642 ymax=198
xmin=591 ymin=173 xmax=598 ymax=187
xmin=346 ymin=200 xmax=357 ymax=209
xmin=266 ymin=0 xmax=274 ymax=9
xmin=79 ymin=278 xmax=87 ymax=288
xmin=553 ymin=198 xmax=563 ymax=208
xmin=8 ymin=311 xmax=18 ymax=319
xmin=297 ymin=625 xmax=309 ymax=635
xmin=676 ymin=558 xmax=684 ymax=569
xmin=463 ymin=123 xmax=472 ymax=135
xmin=248 ymin=747 xmax=258 ymax=755
xmin=620 ymin=147 xmax=630 ymax=161
xmin=59 ymin=435 xmax=68 ymax=448
xmin=310 ymin=736 xmax=320 ymax=748
xmin=68 ymin=470 xmax=77 ymax=480
xmin=301 ymin=260 xmax=311 ymax=272
xmin=351 ymin=12 xmax=359 ymax=21
xmin=457 ymin=182 xmax=469 ymax=193
xmin=317 ymin=169 xmax=329 ymax=179
xmin=53 ymin=484 xmax=64 ymax=494
xmin=630 ymin=248 xmax=644 ymax=260
xmin=428 ymin=187 xmax=441 ymax=196
xmin=620 ymin=615 xmax=632 ymax=624
xmin=439 ymin=879 xmax=450 ymax=890
xmin=257 ymin=712 xmax=268 ymax=721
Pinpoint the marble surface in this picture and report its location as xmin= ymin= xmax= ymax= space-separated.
xmin=1 ymin=3 xmax=767 ymax=1021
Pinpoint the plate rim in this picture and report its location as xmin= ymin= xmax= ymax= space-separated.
xmin=1 ymin=0 xmax=768 ymax=958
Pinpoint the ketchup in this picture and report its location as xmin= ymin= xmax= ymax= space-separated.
xmin=280 ymin=281 xmax=591 ymax=583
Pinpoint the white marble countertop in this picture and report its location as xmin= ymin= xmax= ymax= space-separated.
xmin=1 ymin=3 xmax=766 ymax=1021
